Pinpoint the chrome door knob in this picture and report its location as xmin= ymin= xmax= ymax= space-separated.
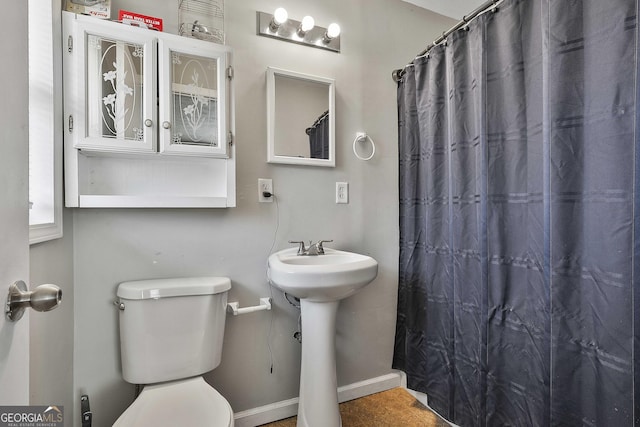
xmin=144 ymin=119 xmax=153 ymax=127
xmin=6 ymin=280 xmax=62 ymax=322
xmin=162 ymin=121 xmax=171 ymax=129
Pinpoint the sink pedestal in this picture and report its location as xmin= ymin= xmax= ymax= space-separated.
xmin=267 ymin=247 xmax=379 ymax=427
xmin=297 ymin=299 xmax=341 ymax=427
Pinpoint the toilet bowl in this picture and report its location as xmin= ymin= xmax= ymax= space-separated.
xmin=113 ymin=277 xmax=234 ymax=427
xmin=113 ymin=377 xmax=233 ymax=427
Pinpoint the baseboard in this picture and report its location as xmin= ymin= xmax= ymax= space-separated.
xmin=233 ymin=372 xmax=402 ymax=427
xmin=336 ymin=372 xmax=402 ymax=403
xmin=233 ymin=396 xmax=299 ymax=427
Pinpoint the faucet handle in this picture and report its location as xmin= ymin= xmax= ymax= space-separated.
xmin=289 ymin=240 xmax=307 ymax=255
xmin=317 ymin=240 xmax=333 ymax=254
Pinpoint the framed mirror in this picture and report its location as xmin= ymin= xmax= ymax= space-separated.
xmin=267 ymin=67 xmax=335 ymax=167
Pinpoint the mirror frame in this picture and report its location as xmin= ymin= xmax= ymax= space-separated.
xmin=266 ymin=67 xmax=335 ymax=167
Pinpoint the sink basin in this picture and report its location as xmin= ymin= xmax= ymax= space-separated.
xmin=268 ymin=247 xmax=378 ymax=302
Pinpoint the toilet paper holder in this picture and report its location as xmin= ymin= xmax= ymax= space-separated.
xmin=227 ymin=297 xmax=272 ymax=316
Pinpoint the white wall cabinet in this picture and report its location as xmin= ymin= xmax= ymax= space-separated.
xmin=63 ymin=11 xmax=235 ymax=208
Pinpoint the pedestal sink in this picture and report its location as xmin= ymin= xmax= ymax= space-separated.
xmin=268 ymin=247 xmax=378 ymax=427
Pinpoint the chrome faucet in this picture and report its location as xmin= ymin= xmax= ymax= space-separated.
xmin=289 ymin=240 xmax=307 ymax=255
xmin=289 ymin=240 xmax=333 ymax=256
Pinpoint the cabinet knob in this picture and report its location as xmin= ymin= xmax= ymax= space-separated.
xmin=162 ymin=121 xmax=171 ymax=129
xmin=144 ymin=119 xmax=153 ymax=127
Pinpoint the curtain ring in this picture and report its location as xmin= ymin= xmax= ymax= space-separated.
xmin=392 ymin=69 xmax=404 ymax=83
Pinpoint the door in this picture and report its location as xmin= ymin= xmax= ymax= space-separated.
xmin=158 ymin=35 xmax=230 ymax=157
xmin=0 ymin=1 xmax=30 ymax=404
xmin=65 ymin=11 xmax=157 ymax=153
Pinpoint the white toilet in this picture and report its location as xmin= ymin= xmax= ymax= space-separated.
xmin=113 ymin=276 xmax=234 ymax=427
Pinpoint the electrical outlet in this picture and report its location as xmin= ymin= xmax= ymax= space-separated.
xmin=336 ymin=182 xmax=348 ymax=204
xmin=258 ymin=178 xmax=273 ymax=203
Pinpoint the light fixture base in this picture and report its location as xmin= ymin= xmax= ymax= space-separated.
xmin=256 ymin=12 xmax=341 ymax=53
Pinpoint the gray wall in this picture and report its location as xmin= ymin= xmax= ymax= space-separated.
xmin=29 ymin=210 xmax=74 ymax=413
xmin=31 ymin=0 xmax=454 ymax=426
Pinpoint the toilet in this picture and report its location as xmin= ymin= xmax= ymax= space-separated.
xmin=113 ymin=276 xmax=234 ymax=427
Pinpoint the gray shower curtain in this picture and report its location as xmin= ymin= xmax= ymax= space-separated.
xmin=394 ymin=0 xmax=638 ymax=425
xmin=307 ymin=111 xmax=330 ymax=159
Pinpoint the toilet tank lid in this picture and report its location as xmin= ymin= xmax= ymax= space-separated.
xmin=117 ymin=277 xmax=231 ymax=300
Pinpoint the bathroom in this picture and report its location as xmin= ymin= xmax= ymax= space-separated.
xmin=3 ymin=0 xmax=637 ymax=426
xmin=0 ymin=0 xmax=458 ymax=425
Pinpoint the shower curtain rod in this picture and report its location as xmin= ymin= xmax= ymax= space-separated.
xmin=391 ymin=0 xmax=502 ymax=82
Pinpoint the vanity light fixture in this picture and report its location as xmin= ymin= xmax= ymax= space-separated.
xmin=257 ymin=10 xmax=341 ymax=53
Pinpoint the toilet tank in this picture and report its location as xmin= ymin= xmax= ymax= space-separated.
xmin=116 ymin=277 xmax=231 ymax=385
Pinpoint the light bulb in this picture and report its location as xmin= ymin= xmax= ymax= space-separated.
xmin=301 ymin=16 xmax=315 ymax=32
xmin=269 ymin=7 xmax=288 ymax=32
xmin=327 ymin=23 xmax=341 ymax=38
xmin=273 ymin=8 xmax=288 ymax=25
xmin=297 ymin=15 xmax=315 ymax=37
xmin=323 ymin=22 xmax=341 ymax=44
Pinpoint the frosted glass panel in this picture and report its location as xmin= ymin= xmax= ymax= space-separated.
xmin=87 ymin=35 xmax=144 ymax=141
xmin=170 ymin=51 xmax=219 ymax=147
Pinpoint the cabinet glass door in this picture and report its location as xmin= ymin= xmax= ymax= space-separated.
xmin=88 ymin=36 xmax=143 ymax=141
xmin=158 ymin=39 xmax=229 ymax=157
xmin=75 ymin=21 xmax=156 ymax=153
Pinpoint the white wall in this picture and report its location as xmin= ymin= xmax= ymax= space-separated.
xmin=30 ymin=0 xmax=454 ymax=425
xmin=403 ymin=0 xmax=486 ymax=19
